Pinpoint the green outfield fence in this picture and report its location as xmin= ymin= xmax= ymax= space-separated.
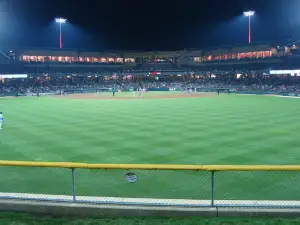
xmin=0 ymin=161 xmax=299 ymax=208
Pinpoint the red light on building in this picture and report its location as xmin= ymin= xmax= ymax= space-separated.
xmin=149 ymin=72 xmax=161 ymax=75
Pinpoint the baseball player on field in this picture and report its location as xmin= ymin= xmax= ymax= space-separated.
xmin=0 ymin=112 xmax=3 ymax=130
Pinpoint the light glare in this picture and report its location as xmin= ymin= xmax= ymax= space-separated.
xmin=55 ymin=18 xmax=67 ymax=23
xmin=243 ymin=11 xmax=255 ymax=17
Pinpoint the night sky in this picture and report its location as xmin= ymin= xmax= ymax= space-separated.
xmin=1 ymin=0 xmax=300 ymax=51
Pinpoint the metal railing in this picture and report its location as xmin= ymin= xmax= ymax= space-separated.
xmin=0 ymin=161 xmax=300 ymax=208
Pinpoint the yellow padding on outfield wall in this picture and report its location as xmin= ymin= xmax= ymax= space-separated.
xmin=0 ymin=160 xmax=299 ymax=171
xmin=201 ymin=165 xmax=300 ymax=171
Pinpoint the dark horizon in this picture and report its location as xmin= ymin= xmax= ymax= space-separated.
xmin=1 ymin=0 xmax=300 ymax=51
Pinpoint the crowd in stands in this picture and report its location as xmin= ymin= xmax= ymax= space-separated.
xmin=1 ymin=74 xmax=300 ymax=95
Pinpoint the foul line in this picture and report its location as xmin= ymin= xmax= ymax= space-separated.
xmin=279 ymin=96 xmax=300 ymax=99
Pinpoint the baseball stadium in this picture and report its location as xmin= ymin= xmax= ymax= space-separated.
xmin=1 ymin=43 xmax=300 ymax=220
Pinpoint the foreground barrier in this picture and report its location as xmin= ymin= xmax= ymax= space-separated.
xmin=0 ymin=161 xmax=299 ymax=209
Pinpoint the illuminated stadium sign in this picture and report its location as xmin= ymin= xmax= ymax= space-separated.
xmin=0 ymin=74 xmax=28 ymax=79
xmin=270 ymin=70 xmax=300 ymax=75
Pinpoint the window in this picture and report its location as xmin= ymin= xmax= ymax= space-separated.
xmin=125 ymin=58 xmax=135 ymax=63
xmin=100 ymin=58 xmax=107 ymax=63
xmin=246 ymin=52 xmax=252 ymax=58
xmin=44 ymin=56 xmax=51 ymax=62
xmin=213 ymin=56 xmax=219 ymax=60
xmin=58 ymin=56 xmax=64 ymax=62
xmin=37 ymin=56 xmax=44 ymax=62
xmin=108 ymin=58 xmax=115 ymax=63
xmin=116 ymin=57 xmax=123 ymax=63
xmin=22 ymin=55 xmax=29 ymax=62
xmin=232 ymin=53 xmax=238 ymax=59
xmin=264 ymin=51 xmax=271 ymax=57
xmin=71 ymin=57 xmax=78 ymax=63
xmin=30 ymin=56 xmax=37 ymax=62
xmin=223 ymin=54 xmax=230 ymax=60
xmin=240 ymin=53 xmax=246 ymax=59
xmin=65 ymin=57 xmax=71 ymax=63
xmin=205 ymin=55 xmax=212 ymax=61
xmin=194 ymin=57 xmax=201 ymax=62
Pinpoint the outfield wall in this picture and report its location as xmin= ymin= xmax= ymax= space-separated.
xmin=0 ymin=161 xmax=299 ymax=216
xmin=0 ymin=161 xmax=299 ymax=209
xmin=1 ymin=88 xmax=300 ymax=97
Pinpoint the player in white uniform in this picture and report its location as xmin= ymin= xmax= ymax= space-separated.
xmin=0 ymin=112 xmax=3 ymax=130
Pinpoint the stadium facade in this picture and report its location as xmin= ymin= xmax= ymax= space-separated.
xmin=1 ymin=42 xmax=300 ymax=97
xmin=0 ymin=42 xmax=299 ymax=76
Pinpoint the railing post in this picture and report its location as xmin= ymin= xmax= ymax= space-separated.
xmin=71 ymin=168 xmax=76 ymax=203
xmin=211 ymin=171 xmax=215 ymax=207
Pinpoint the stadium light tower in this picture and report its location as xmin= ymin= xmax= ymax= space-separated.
xmin=55 ymin=18 xmax=67 ymax=49
xmin=243 ymin=11 xmax=255 ymax=44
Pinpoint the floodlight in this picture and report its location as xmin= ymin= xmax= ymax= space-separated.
xmin=243 ymin=11 xmax=255 ymax=17
xmin=55 ymin=18 xmax=67 ymax=24
xmin=243 ymin=11 xmax=255 ymax=44
xmin=54 ymin=18 xmax=67 ymax=48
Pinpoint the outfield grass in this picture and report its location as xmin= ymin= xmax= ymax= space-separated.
xmin=2 ymin=213 xmax=300 ymax=225
xmin=1 ymin=92 xmax=300 ymax=201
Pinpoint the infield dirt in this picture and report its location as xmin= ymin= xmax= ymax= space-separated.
xmin=54 ymin=93 xmax=215 ymax=100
